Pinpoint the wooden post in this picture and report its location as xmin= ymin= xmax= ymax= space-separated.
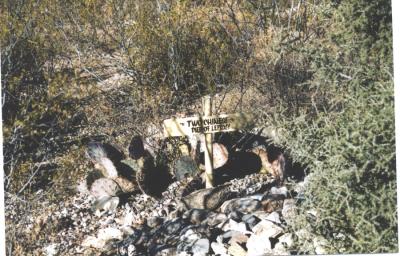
xmin=203 ymin=95 xmax=214 ymax=188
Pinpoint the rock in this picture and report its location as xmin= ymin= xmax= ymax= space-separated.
xmin=90 ymin=178 xmax=122 ymax=198
xmin=270 ymin=186 xmax=288 ymax=197
xmin=181 ymin=185 xmax=236 ymax=210
xmin=86 ymin=142 xmax=125 ymax=178
xmin=261 ymin=197 xmax=284 ymax=213
xmin=228 ymin=232 xmax=249 ymax=245
xmin=227 ymin=210 xmax=244 ymax=222
xmin=191 ymin=238 xmax=210 ymax=255
xmin=241 ymin=214 xmax=260 ymax=230
xmin=252 ymin=219 xmax=283 ymax=239
xmin=278 ymin=233 xmax=294 ymax=248
xmin=44 ymin=243 xmax=58 ymax=256
xmin=272 ymin=233 xmax=294 ymax=255
xmin=273 ymin=243 xmax=290 ymax=255
xmin=227 ymin=242 xmax=247 ymax=256
xmin=183 ymin=209 xmax=210 ymax=225
xmin=264 ymin=211 xmax=281 ymax=224
xmin=113 ymin=176 xmax=136 ymax=193
xmin=177 ymin=229 xmax=210 ymax=256
xmin=212 ymin=143 xmax=229 ymax=169
xmin=219 ymin=230 xmax=243 ymax=243
xmin=220 ymin=197 xmax=262 ymax=214
xmin=82 ymin=227 xmax=123 ymax=249
xmin=92 ymin=196 xmax=119 ymax=213
xmin=97 ymin=227 xmax=124 ymax=241
xmin=206 ymin=212 xmax=228 ymax=226
xmin=82 ymin=236 xmax=105 ymax=249
xmin=211 ymin=242 xmax=228 ymax=255
xmin=85 ymin=169 xmax=104 ymax=189
xmin=282 ymin=199 xmax=296 ymax=221
xmin=222 ymin=219 xmax=248 ymax=233
xmin=246 ymin=233 xmax=272 ymax=256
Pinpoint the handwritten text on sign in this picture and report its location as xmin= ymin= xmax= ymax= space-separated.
xmin=163 ymin=113 xmax=250 ymax=137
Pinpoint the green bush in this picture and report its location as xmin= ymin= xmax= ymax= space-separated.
xmin=261 ymin=0 xmax=397 ymax=253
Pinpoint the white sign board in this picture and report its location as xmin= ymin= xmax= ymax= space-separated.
xmin=163 ymin=113 xmax=250 ymax=137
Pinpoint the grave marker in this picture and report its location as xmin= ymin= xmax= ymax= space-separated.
xmin=162 ymin=95 xmax=251 ymax=188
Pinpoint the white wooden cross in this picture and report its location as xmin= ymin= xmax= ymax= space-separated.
xmin=162 ymin=95 xmax=250 ymax=188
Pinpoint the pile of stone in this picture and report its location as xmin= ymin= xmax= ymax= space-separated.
xmin=37 ymin=133 xmax=320 ymax=255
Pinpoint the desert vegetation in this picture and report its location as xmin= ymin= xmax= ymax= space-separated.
xmin=1 ymin=0 xmax=396 ymax=255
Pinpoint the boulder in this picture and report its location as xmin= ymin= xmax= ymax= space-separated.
xmin=220 ymin=197 xmax=262 ymax=214
xmin=181 ymin=185 xmax=236 ymax=210
xmin=90 ymin=178 xmax=122 ymax=198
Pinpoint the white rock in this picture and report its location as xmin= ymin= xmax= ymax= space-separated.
xmin=272 ymin=233 xmax=294 ymax=255
xmin=211 ymin=242 xmax=228 ymax=255
xmin=222 ymin=219 xmax=249 ymax=234
xmin=270 ymin=186 xmax=288 ymax=197
xmin=246 ymin=233 xmax=272 ymax=256
xmin=97 ymin=227 xmax=124 ymax=242
xmin=248 ymin=194 xmax=264 ymax=201
xmin=93 ymin=196 xmax=120 ymax=213
xmin=265 ymin=211 xmax=281 ymax=224
xmin=279 ymin=233 xmax=294 ymax=248
xmin=191 ymin=238 xmax=210 ymax=256
xmin=82 ymin=236 xmax=105 ymax=249
xmin=251 ymin=220 xmax=283 ymax=239
xmin=44 ymin=243 xmax=58 ymax=256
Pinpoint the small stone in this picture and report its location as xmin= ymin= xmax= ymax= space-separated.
xmin=222 ymin=219 xmax=248 ymax=233
xmin=264 ymin=211 xmax=281 ymax=224
xmin=211 ymin=242 xmax=228 ymax=255
xmin=183 ymin=209 xmax=210 ymax=224
xmin=241 ymin=214 xmax=260 ymax=230
xmin=191 ymin=238 xmax=210 ymax=255
xmin=227 ymin=210 xmax=243 ymax=222
xmin=44 ymin=243 xmax=58 ymax=256
xmin=206 ymin=212 xmax=228 ymax=226
xmin=97 ymin=227 xmax=123 ymax=242
xmin=261 ymin=197 xmax=284 ymax=213
xmin=227 ymin=242 xmax=247 ymax=256
xmin=282 ymin=199 xmax=296 ymax=221
xmin=270 ymin=186 xmax=288 ymax=197
xmin=92 ymin=196 xmax=119 ymax=213
xmin=252 ymin=219 xmax=283 ymax=239
xmin=246 ymin=233 xmax=272 ymax=256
